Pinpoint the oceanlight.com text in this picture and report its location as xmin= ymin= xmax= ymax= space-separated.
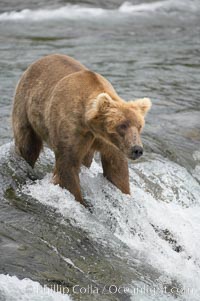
xmin=24 ymin=283 xmax=195 ymax=296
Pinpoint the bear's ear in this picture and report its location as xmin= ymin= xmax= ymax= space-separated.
xmin=86 ymin=93 xmax=115 ymax=121
xmin=131 ymin=98 xmax=152 ymax=116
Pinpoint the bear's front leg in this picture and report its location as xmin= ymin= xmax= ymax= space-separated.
xmin=101 ymin=146 xmax=130 ymax=195
xmin=82 ymin=148 xmax=95 ymax=168
xmin=52 ymin=132 xmax=94 ymax=206
xmin=53 ymin=155 xmax=84 ymax=205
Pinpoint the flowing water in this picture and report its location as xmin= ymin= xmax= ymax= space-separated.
xmin=0 ymin=0 xmax=200 ymax=300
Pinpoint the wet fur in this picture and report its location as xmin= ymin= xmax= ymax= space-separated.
xmin=12 ymin=54 xmax=151 ymax=206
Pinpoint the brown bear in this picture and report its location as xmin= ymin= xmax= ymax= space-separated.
xmin=12 ymin=54 xmax=151 ymax=206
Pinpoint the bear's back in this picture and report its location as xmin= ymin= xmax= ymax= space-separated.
xmin=16 ymin=54 xmax=87 ymax=101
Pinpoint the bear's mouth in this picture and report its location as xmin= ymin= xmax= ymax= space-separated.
xmin=128 ymin=156 xmax=142 ymax=162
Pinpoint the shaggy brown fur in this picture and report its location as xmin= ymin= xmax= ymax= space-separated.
xmin=12 ymin=54 xmax=151 ymax=206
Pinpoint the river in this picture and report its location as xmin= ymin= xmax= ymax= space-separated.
xmin=0 ymin=1 xmax=200 ymax=300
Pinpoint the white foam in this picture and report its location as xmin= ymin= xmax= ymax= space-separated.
xmin=21 ymin=153 xmax=200 ymax=301
xmin=119 ymin=0 xmax=199 ymax=13
xmin=0 ymin=0 xmax=199 ymax=22
xmin=0 ymin=5 xmax=106 ymax=21
xmin=0 ymin=274 xmax=72 ymax=301
xmin=119 ymin=1 xmax=168 ymax=13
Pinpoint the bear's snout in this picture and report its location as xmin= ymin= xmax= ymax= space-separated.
xmin=130 ymin=145 xmax=143 ymax=160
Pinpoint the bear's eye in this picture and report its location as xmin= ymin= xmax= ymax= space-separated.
xmin=117 ymin=122 xmax=130 ymax=135
xmin=119 ymin=123 xmax=129 ymax=131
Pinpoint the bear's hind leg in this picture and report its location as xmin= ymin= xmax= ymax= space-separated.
xmin=14 ymin=124 xmax=42 ymax=168
xmin=12 ymin=95 xmax=43 ymax=168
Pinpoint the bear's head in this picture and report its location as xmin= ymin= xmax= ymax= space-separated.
xmin=86 ymin=93 xmax=152 ymax=160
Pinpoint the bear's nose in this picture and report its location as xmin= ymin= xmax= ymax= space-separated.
xmin=131 ymin=145 xmax=143 ymax=159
